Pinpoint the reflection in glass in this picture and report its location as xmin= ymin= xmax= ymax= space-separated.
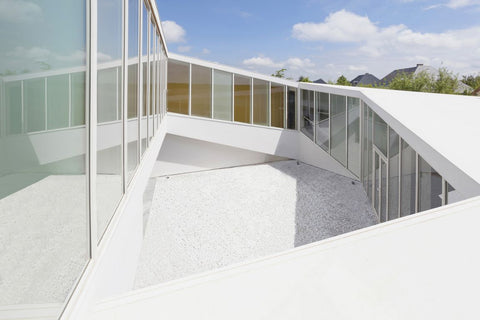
xmin=253 ymin=79 xmax=268 ymax=126
xmin=191 ymin=64 xmax=212 ymax=118
xmin=315 ymin=92 xmax=329 ymax=151
xmin=287 ymin=87 xmax=297 ymax=130
xmin=0 ymin=0 xmax=87 ymax=316
xmin=213 ymin=70 xmax=232 ymax=121
xmin=400 ymin=140 xmax=416 ymax=216
xmin=388 ymin=128 xmax=400 ymax=220
xmin=374 ymin=113 xmax=387 ymax=156
xmin=24 ymin=78 xmax=46 ymax=132
xmin=271 ymin=83 xmax=284 ymax=128
xmin=5 ymin=81 xmax=22 ymax=134
xmin=234 ymin=74 xmax=250 ymax=123
xmin=127 ymin=0 xmax=139 ymax=183
xmin=141 ymin=3 xmax=148 ymax=154
xmin=47 ymin=75 xmax=69 ymax=130
xmin=149 ymin=20 xmax=154 ymax=140
xmin=97 ymin=0 xmax=123 ymax=241
xmin=380 ymin=159 xmax=387 ymax=222
xmin=347 ymin=97 xmax=360 ymax=177
xmin=300 ymin=90 xmax=314 ymax=140
xmin=419 ymin=156 xmax=442 ymax=212
xmin=330 ymin=94 xmax=347 ymax=166
xmin=167 ymin=60 xmax=189 ymax=115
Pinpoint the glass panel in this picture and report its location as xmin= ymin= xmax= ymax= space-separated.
xmin=4 ymin=81 xmax=22 ymax=134
xmin=149 ymin=19 xmax=154 ymax=140
xmin=97 ymin=0 xmax=123 ymax=241
xmin=141 ymin=3 xmax=148 ymax=154
xmin=271 ymin=83 xmax=284 ymax=128
xmin=234 ymin=74 xmax=250 ymax=123
xmin=300 ymin=90 xmax=314 ymax=140
xmin=362 ymin=105 xmax=368 ymax=188
xmin=167 ymin=60 xmax=189 ymax=115
xmin=400 ymin=140 xmax=416 ymax=216
xmin=191 ymin=64 xmax=211 ymax=118
xmin=347 ymin=97 xmax=360 ymax=177
xmin=71 ymin=72 xmax=86 ymax=126
xmin=315 ymin=92 xmax=329 ymax=151
xmin=253 ymin=79 xmax=268 ymax=126
xmin=366 ymin=108 xmax=373 ymax=203
xmin=0 ymin=1 xmax=87 ymax=316
xmin=330 ymin=94 xmax=347 ymax=166
xmin=374 ymin=153 xmax=380 ymax=215
xmin=213 ymin=70 xmax=232 ymax=121
xmin=419 ymin=156 xmax=442 ymax=211
xmin=388 ymin=128 xmax=400 ymax=220
xmin=287 ymin=87 xmax=297 ymax=130
xmin=374 ymin=113 xmax=388 ymax=156
xmin=47 ymin=75 xmax=69 ymax=130
xmin=381 ymin=159 xmax=387 ymax=222
xmin=97 ymin=67 xmax=120 ymax=123
xmin=24 ymin=78 xmax=45 ymax=132
xmin=127 ymin=0 xmax=139 ymax=183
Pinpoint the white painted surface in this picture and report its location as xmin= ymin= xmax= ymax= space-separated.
xmin=60 ymin=121 xmax=168 ymax=320
xmin=93 ymin=195 xmax=480 ymax=320
xmin=151 ymin=134 xmax=287 ymax=177
xmin=166 ymin=114 xmax=355 ymax=178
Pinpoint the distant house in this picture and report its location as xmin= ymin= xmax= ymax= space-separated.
xmin=472 ymin=87 xmax=480 ymax=96
xmin=314 ymin=78 xmax=326 ymax=84
xmin=381 ymin=64 xmax=472 ymax=94
xmin=350 ymin=73 xmax=380 ymax=87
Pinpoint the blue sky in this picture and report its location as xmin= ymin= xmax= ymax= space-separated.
xmin=156 ymin=0 xmax=480 ymax=81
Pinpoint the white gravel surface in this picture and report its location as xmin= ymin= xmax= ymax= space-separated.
xmin=134 ymin=160 xmax=377 ymax=289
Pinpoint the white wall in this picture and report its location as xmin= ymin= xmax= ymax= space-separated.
xmin=151 ymin=134 xmax=287 ymax=177
xmin=91 ymin=195 xmax=480 ymax=320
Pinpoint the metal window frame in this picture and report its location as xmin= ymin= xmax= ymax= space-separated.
xmin=121 ymin=0 xmax=128 ymax=194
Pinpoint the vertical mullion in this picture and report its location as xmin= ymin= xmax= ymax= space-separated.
xmin=115 ymin=67 xmax=119 ymax=120
xmin=87 ymin=0 xmax=98 ymax=258
xmin=345 ymin=96 xmax=348 ymax=166
xmin=122 ymin=0 xmax=128 ymax=193
xmin=328 ymin=93 xmax=331 ymax=154
xmin=441 ymin=178 xmax=446 ymax=206
xmin=313 ymin=91 xmax=316 ymax=143
xmin=386 ymin=125 xmax=390 ymax=221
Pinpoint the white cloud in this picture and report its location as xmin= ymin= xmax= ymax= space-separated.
xmin=177 ymin=45 xmax=191 ymax=53
xmin=238 ymin=11 xmax=252 ymax=18
xmin=161 ymin=20 xmax=186 ymax=43
xmin=290 ymin=9 xmax=480 ymax=78
xmin=243 ymin=56 xmax=281 ymax=68
xmin=0 ymin=0 xmax=42 ymax=23
xmin=444 ymin=0 xmax=480 ymax=8
xmin=201 ymin=48 xmax=211 ymax=54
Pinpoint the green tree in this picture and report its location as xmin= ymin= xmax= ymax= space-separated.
xmin=462 ymin=74 xmax=480 ymax=91
xmin=297 ymin=76 xmax=312 ymax=83
xmin=335 ymin=75 xmax=351 ymax=86
xmin=434 ymin=67 xmax=458 ymax=94
xmin=271 ymin=68 xmax=286 ymax=78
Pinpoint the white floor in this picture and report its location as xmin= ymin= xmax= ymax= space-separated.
xmin=134 ymin=160 xmax=377 ymax=289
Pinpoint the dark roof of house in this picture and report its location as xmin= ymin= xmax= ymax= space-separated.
xmin=314 ymin=78 xmax=326 ymax=84
xmin=472 ymin=86 xmax=480 ymax=96
xmin=381 ymin=65 xmax=422 ymax=86
xmin=350 ymin=73 xmax=380 ymax=86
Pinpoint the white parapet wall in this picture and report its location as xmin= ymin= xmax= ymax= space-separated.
xmin=92 ymin=194 xmax=480 ymax=320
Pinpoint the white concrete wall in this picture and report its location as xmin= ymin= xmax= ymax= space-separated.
xmin=151 ymin=134 xmax=287 ymax=177
xmin=167 ymin=113 xmax=355 ymax=178
xmin=91 ymin=195 xmax=480 ymax=320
